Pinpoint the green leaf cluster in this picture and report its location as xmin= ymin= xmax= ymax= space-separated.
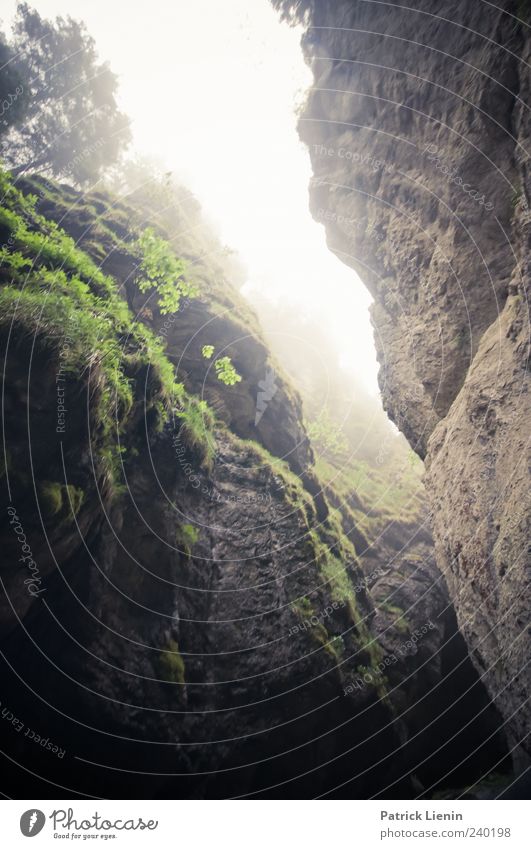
xmin=214 ymin=355 xmax=241 ymax=386
xmin=135 ymin=227 xmax=197 ymax=314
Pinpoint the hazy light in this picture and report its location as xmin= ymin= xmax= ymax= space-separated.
xmin=2 ymin=0 xmax=380 ymax=392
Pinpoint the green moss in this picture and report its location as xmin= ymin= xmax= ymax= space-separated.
xmin=65 ymin=484 xmax=85 ymax=516
xmin=318 ymin=549 xmax=353 ymax=604
xmin=379 ymin=601 xmax=409 ymax=634
xmin=291 ymin=596 xmax=343 ymax=662
xmin=175 ymin=397 xmax=216 ymax=468
xmin=237 ymin=436 xmax=315 ymax=514
xmin=37 ymin=481 xmax=85 ymax=521
xmin=314 ymin=451 xmax=424 ymax=563
xmin=39 ymin=481 xmax=63 ymax=517
xmin=0 ymin=167 xmax=192 ymax=488
xmin=328 ymin=634 xmax=345 ymax=659
xmin=176 ymin=523 xmax=200 ymax=555
xmin=291 ymin=595 xmax=314 ymax=620
xmin=355 ymin=663 xmax=389 ymax=700
xmin=157 ymin=638 xmax=185 ymax=684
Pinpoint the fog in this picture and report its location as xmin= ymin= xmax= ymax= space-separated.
xmin=1 ymin=0 xmax=380 ymax=394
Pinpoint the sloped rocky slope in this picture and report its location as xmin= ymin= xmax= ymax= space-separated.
xmin=0 ymin=168 xmax=509 ymax=797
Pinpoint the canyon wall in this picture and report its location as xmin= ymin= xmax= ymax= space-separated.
xmin=0 ymin=170 xmax=507 ymax=797
xmin=273 ymin=0 xmax=530 ymax=768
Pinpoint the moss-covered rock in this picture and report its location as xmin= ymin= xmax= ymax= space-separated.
xmin=157 ymin=639 xmax=185 ymax=685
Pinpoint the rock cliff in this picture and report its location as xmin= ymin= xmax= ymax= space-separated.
xmin=0 ymin=162 xmax=511 ymax=798
xmin=272 ymin=0 xmax=530 ymax=773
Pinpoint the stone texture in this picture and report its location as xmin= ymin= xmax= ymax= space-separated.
xmin=275 ymin=0 xmax=530 ymax=768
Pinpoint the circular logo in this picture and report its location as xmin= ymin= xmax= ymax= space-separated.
xmin=20 ymin=810 xmax=46 ymax=837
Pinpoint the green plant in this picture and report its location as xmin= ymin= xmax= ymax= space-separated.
xmin=379 ymin=601 xmax=409 ymax=634
xmin=201 ymin=344 xmax=241 ymax=386
xmin=291 ymin=596 xmax=315 ymax=620
xmin=329 ymin=634 xmax=345 ymax=658
xmin=157 ymin=638 xmax=185 ymax=684
xmin=175 ymin=396 xmax=216 ymax=468
xmin=1 ymin=3 xmax=131 ymax=183
xmin=134 ymin=227 xmax=196 ymax=314
xmin=214 ymin=355 xmax=241 ymax=386
xmin=37 ymin=481 xmax=85 ymax=521
xmin=38 ymin=481 xmax=63 ymax=517
xmin=306 ymin=408 xmax=349 ymax=461
xmin=176 ymin=523 xmax=200 ymax=555
xmin=0 ymin=167 xmax=187 ymax=488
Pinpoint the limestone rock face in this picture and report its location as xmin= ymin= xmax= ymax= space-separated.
xmin=0 ymin=170 xmax=509 ymax=797
xmin=275 ymin=0 xmax=530 ymax=766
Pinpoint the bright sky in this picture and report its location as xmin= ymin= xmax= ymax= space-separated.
xmin=1 ymin=0 xmax=380 ymax=392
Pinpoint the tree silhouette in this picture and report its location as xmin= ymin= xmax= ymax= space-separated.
xmin=0 ymin=3 xmax=131 ymax=184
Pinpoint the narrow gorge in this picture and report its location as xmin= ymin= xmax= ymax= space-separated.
xmin=0 ymin=0 xmax=528 ymax=802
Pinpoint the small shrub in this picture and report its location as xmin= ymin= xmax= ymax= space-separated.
xmin=214 ymin=355 xmax=242 ymax=386
xmin=201 ymin=344 xmax=241 ymax=386
xmin=134 ymin=227 xmax=197 ymax=314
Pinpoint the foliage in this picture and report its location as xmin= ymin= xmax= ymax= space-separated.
xmin=200 ymin=344 xmax=241 ymax=386
xmin=306 ymin=407 xmax=349 ymax=461
xmin=0 ymin=166 xmax=188 ymax=485
xmin=318 ymin=546 xmax=356 ymax=605
xmin=134 ymin=227 xmax=196 ymax=314
xmin=175 ymin=397 xmax=216 ymax=468
xmin=0 ymin=35 xmax=28 ymax=136
xmin=38 ymin=481 xmax=85 ymax=521
xmin=157 ymin=638 xmax=185 ymax=685
xmin=176 ymin=523 xmax=200 ymax=555
xmin=214 ymin=355 xmax=242 ymax=386
xmin=38 ymin=481 xmax=63 ymax=517
xmin=291 ymin=596 xmax=314 ymax=620
xmin=379 ymin=601 xmax=409 ymax=634
xmin=0 ymin=3 xmax=131 ymax=183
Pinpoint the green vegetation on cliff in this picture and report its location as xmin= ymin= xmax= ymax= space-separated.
xmin=0 ymin=166 xmax=217 ymax=485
